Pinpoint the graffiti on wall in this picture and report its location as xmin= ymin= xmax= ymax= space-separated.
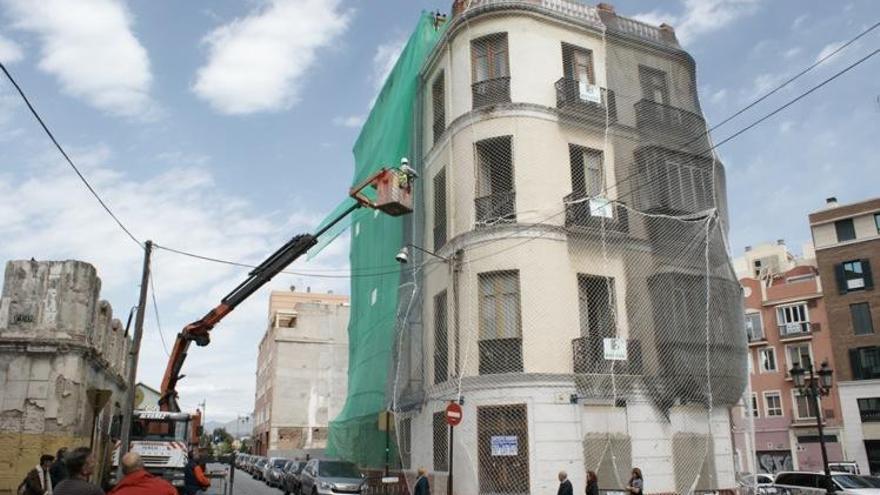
xmin=757 ymin=450 xmax=794 ymax=474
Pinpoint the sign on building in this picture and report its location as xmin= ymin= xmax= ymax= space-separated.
xmin=490 ymin=435 xmax=518 ymax=456
xmin=603 ymin=338 xmax=627 ymax=361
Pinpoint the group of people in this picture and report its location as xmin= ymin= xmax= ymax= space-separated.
xmin=558 ymin=467 xmax=644 ymax=495
xmin=19 ymin=448 xmax=212 ymax=495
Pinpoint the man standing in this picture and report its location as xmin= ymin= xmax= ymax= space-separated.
xmin=21 ymin=454 xmax=54 ymax=495
xmin=109 ymin=452 xmax=176 ymax=495
xmin=54 ymin=447 xmax=103 ymax=495
xmin=557 ymin=471 xmax=574 ymax=495
xmin=50 ymin=449 xmax=68 ymax=487
xmin=182 ymin=449 xmax=211 ymax=495
xmin=413 ymin=467 xmax=430 ymax=495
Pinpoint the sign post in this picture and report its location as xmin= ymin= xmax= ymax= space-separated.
xmin=445 ymin=402 xmax=462 ymax=495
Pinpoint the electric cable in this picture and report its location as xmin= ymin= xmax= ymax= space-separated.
xmin=149 ymin=276 xmax=170 ymax=357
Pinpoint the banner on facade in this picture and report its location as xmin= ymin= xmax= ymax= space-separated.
xmin=490 ymin=436 xmax=518 ymax=456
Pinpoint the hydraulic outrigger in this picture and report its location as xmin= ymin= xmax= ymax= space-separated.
xmin=158 ymin=162 xmax=416 ymax=412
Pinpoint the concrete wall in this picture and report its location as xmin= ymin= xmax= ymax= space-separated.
xmin=0 ymin=260 xmax=128 ymax=493
xmin=838 ymin=379 xmax=880 ymax=474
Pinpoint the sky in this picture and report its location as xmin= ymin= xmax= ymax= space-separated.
xmin=0 ymin=0 xmax=877 ymax=422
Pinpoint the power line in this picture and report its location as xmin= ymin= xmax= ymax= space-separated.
xmin=0 ymin=62 xmax=143 ymax=249
xmin=149 ymin=276 xmax=170 ymax=357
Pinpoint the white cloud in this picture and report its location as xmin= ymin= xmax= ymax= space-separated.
xmin=193 ymin=0 xmax=351 ymax=115
xmin=815 ymin=40 xmax=845 ymax=64
xmin=633 ymin=0 xmax=762 ymax=45
xmin=371 ymin=37 xmax=406 ymax=91
xmin=710 ymin=88 xmax=728 ymax=105
xmin=3 ymin=0 xmax=154 ymax=118
xmin=0 ymin=32 xmax=23 ymax=63
xmin=791 ymin=14 xmax=809 ymax=30
xmin=783 ymin=47 xmax=802 ymax=59
xmin=332 ymin=114 xmax=365 ymax=128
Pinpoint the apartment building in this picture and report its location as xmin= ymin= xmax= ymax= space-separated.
xmin=733 ymin=243 xmax=844 ymax=474
xmin=809 ymin=196 xmax=880 ymax=474
xmin=391 ymin=2 xmax=746 ymax=493
xmin=253 ymin=290 xmax=350 ymax=456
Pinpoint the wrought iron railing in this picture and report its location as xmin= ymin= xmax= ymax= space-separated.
xmin=564 ymin=193 xmax=628 ymax=234
xmin=475 ymin=190 xmax=516 ymax=226
xmin=634 ymin=99 xmax=707 ymax=145
xmin=472 ymin=77 xmax=511 ymax=108
xmin=778 ymin=322 xmax=814 ymax=338
xmin=555 ymin=78 xmax=617 ymax=123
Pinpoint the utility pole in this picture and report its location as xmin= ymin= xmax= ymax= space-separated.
xmin=117 ymin=240 xmax=153 ymax=480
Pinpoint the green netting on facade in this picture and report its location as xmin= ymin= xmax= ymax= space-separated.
xmin=325 ymin=12 xmax=446 ymax=467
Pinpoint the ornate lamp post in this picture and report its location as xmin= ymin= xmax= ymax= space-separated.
xmin=790 ymin=360 xmax=834 ymax=494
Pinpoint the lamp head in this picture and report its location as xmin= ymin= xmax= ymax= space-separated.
xmin=395 ymin=247 xmax=409 ymax=264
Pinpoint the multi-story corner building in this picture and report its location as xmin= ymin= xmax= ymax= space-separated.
xmin=0 ymin=260 xmax=129 ymax=492
xmin=392 ymin=2 xmax=746 ymax=493
xmin=733 ymin=242 xmax=844 ymax=474
xmin=253 ymin=290 xmax=350 ymax=456
xmin=809 ymin=196 xmax=880 ymax=474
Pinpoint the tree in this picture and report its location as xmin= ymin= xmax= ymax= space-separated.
xmin=212 ymin=427 xmax=234 ymax=445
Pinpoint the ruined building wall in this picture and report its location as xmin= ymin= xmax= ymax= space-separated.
xmin=0 ymin=260 xmax=129 ymax=493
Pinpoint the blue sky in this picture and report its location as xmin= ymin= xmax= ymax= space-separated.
xmin=0 ymin=0 xmax=877 ymax=421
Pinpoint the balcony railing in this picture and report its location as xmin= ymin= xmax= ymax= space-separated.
xmin=634 ymin=99 xmax=708 ymax=148
xmin=747 ymin=329 xmax=766 ymax=343
xmin=778 ymin=322 xmax=815 ymax=338
xmin=475 ymin=190 xmax=516 ymax=227
xmin=554 ymin=78 xmax=617 ymax=123
xmin=479 ymin=338 xmax=523 ymax=375
xmin=472 ymin=77 xmax=511 ymax=109
xmin=572 ymin=336 xmax=642 ymax=375
xmin=563 ymin=193 xmax=628 ymax=235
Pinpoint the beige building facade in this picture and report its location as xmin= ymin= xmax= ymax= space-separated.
xmin=253 ymin=290 xmax=350 ymax=457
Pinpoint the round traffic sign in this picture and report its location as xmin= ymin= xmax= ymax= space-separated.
xmin=445 ymin=402 xmax=463 ymax=426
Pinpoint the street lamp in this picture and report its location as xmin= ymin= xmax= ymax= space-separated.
xmin=790 ymin=360 xmax=834 ymax=495
xmin=395 ymin=244 xmax=450 ymax=264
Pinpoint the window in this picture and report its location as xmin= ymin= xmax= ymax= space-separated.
xmin=759 ymin=347 xmax=777 ymax=373
xmin=764 ymin=391 xmax=783 ymax=417
xmin=471 ymin=33 xmax=510 ymax=107
xmin=837 ymin=259 xmax=874 ymax=293
xmin=745 ymin=312 xmax=764 ymax=341
xmin=433 ymin=169 xmax=447 ymax=250
xmin=786 ymin=343 xmax=813 ymax=372
xmin=747 ymin=351 xmax=753 ymax=374
xmin=646 ymin=158 xmax=713 ymax=213
xmin=835 ymin=218 xmax=856 ymax=242
xmin=859 ymin=398 xmax=880 ymax=422
xmin=475 ymin=136 xmax=515 ymax=225
xmin=750 ymin=393 xmax=760 ymax=418
xmin=850 ymin=346 xmax=880 ymax=380
xmin=578 ymin=275 xmax=616 ymax=338
xmin=569 ymin=145 xmax=603 ymax=198
xmin=433 ymin=412 xmax=448 ymax=471
xmin=478 ymin=271 xmax=522 ymax=374
xmin=852 ymin=303 xmax=875 ymax=336
xmin=562 ymin=43 xmax=594 ymax=83
xmin=638 ymin=65 xmax=669 ymax=104
xmin=875 ymin=213 xmax=880 ymax=234
xmin=793 ymin=390 xmax=819 ymax=420
xmin=776 ymin=303 xmax=810 ymax=336
xmin=432 ymin=72 xmax=445 ymax=144
xmin=434 ymin=291 xmax=448 ymax=384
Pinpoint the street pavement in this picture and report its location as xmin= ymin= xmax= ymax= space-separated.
xmin=206 ymin=465 xmax=287 ymax=495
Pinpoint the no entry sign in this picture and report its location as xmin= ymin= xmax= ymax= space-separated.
xmin=445 ymin=402 xmax=463 ymax=426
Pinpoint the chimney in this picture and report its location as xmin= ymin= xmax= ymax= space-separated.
xmin=777 ymin=239 xmax=785 ymax=246
xmin=328 ymin=290 xmax=334 ymax=294
xmin=745 ymin=246 xmax=752 ymax=252
xmin=306 ymin=286 xmax=311 ymax=293
xmin=826 ymin=196 xmax=838 ymax=207
xmin=290 ymin=285 xmax=296 ymax=292
xmin=596 ymin=2 xmax=615 ymax=14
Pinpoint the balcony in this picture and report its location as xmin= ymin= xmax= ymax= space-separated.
xmin=572 ymin=336 xmax=642 ymax=375
xmin=634 ymin=99 xmax=708 ymax=150
xmin=564 ymin=193 xmax=628 ymax=235
xmin=778 ymin=322 xmax=816 ymax=340
xmin=475 ymin=190 xmax=516 ymax=227
xmin=554 ymin=78 xmax=617 ymax=124
xmin=479 ymin=338 xmax=523 ymax=375
xmin=747 ymin=329 xmax=766 ymax=345
xmin=472 ymin=77 xmax=511 ymax=109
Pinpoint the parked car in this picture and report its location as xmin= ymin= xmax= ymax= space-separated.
xmin=830 ymin=462 xmax=862 ymax=475
xmin=774 ymin=471 xmax=880 ymax=494
xmin=265 ymin=457 xmax=290 ymax=487
xmin=282 ymin=461 xmax=306 ymax=495
xmin=864 ymin=477 xmax=880 ymax=488
xmin=740 ymin=473 xmax=777 ymax=495
xmin=252 ymin=457 xmax=269 ymax=480
xmin=299 ymin=459 xmax=366 ymax=495
xmin=243 ymin=455 xmax=257 ymax=473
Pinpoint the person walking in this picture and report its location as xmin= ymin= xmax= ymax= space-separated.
xmin=19 ymin=454 xmax=54 ymax=495
xmin=53 ymin=447 xmax=103 ymax=495
xmin=109 ymin=452 xmax=176 ymax=495
xmin=49 ymin=449 xmax=68 ymax=487
xmin=586 ymin=470 xmax=599 ymax=495
xmin=557 ymin=471 xmax=574 ymax=495
xmin=626 ymin=468 xmax=643 ymax=495
xmin=413 ymin=467 xmax=430 ymax=495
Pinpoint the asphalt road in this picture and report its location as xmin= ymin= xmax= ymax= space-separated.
xmin=211 ymin=467 xmax=287 ymax=495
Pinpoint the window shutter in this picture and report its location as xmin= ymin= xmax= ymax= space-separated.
xmin=850 ymin=348 xmax=863 ymax=380
xmin=863 ymin=259 xmax=874 ymax=290
xmin=569 ymin=145 xmax=586 ymax=195
xmin=835 ymin=263 xmax=848 ymax=295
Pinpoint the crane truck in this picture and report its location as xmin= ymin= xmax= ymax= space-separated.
xmin=112 ymin=164 xmax=416 ymax=488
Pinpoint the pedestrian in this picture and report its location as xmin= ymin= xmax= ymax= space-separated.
xmin=50 ymin=449 xmax=68 ymax=487
xmin=182 ymin=450 xmax=211 ymax=495
xmin=626 ymin=467 xmax=643 ymax=495
xmin=557 ymin=470 xmax=573 ymax=495
xmin=19 ymin=454 xmax=54 ymax=495
xmin=586 ymin=470 xmax=599 ymax=495
xmin=108 ymin=452 xmax=176 ymax=495
xmin=53 ymin=447 xmax=103 ymax=495
xmin=413 ymin=467 xmax=430 ymax=495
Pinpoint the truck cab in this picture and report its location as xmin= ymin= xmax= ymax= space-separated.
xmin=112 ymin=410 xmax=193 ymax=488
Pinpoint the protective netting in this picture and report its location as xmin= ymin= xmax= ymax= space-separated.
xmin=329 ymin=2 xmax=756 ymax=493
